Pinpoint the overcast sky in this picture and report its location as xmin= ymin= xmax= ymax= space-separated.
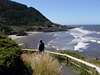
xmin=12 ymin=0 xmax=100 ymax=25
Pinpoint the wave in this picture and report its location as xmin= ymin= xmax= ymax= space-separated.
xmin=69 ymin=27 xmax=100 ymax=51
xmin=45 ymin=27 xmax=100 ymax=51
xmin=46 ymin=32 xmax=74 ymax=50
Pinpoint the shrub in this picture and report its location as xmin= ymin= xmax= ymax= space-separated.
xmin=0 ymin=35 xmax=20 ymax=67
xmin=0 ymin=35 xmax=30 ymax=75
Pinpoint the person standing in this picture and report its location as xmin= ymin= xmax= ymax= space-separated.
xmin=38 ymin=40 xmax=45 ymax=53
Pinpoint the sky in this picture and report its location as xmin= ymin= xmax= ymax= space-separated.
xmin=12 ymin=0 xmax=100 ymax=25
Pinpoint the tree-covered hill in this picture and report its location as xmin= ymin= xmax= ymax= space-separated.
xmin=0 ymin=0 xmax=52 ymax=26
xmin=0 ymin=0 xmax=74 ymax=34
xmin=0 ymin=0 xmax=53 ymax=34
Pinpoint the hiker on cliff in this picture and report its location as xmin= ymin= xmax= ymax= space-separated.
xmin=38 ymin=40 xmax=45 ymax=53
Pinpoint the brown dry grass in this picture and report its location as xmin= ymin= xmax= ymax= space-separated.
xmin=21 ymin=53 xmax=61 ymax=75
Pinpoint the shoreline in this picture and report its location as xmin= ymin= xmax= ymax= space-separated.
xmin=8 ymin=31 xmax=70 ymax=40
xmin=8 ymin=31 xmax=42 ymax=40
xmin=8 ymin=35 xmax=26 ymax=40
xmin=8 ymin=30 xmax=100 ymax=58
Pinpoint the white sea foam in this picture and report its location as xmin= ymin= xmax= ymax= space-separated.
xmin=90 ymin=40 xmax=97 ymax=42
xmin=74 ymin=42 xmax=89 ymax=51
xmin=69 ymin=28 xmax=92 ymax=36
xmin=97 ymin=32 xmax=100 ymax=34
xmin=97 ymin=41 xmax=100 ymax=44
xmin=46 ymin=27 xmax=100 ymax=51
xmin=26 ymin=32 xmax=42 ymax=35
xmin=69 ymin=27 xmax=100 ymax=51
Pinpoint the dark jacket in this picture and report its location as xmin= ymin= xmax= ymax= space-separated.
xmin=39 ymin=42 xmax=45 ymax=52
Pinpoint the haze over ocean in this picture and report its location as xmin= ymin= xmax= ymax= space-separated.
xmin=12 ymin=0 xmax=100 ymax=25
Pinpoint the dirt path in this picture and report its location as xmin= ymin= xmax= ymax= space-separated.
xmin=61 ymin=64 xmax=78 ymax=75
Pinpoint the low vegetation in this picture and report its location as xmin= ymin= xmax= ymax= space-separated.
xmin=51 ymin=50 xmax=85 ymax=63
xmin=0 ymin=35 xmax=30 ymax=75
xmin=60 ymin=50 xmax=85 ymax=59
xmin=0 ymin=35 xmax=99 ymax=75
xmin=0 ymin=35 xmax=20 ymax=66
xmin=21 ymin=53 xmax=62 ymax=75
xmin=87 ymin=58 xmax=100 ymax=67
xmin=52 ymin=50 xmax=99 ymax=75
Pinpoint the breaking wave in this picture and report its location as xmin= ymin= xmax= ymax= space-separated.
xmin=69 ymin=27 xmax=100 ymax=51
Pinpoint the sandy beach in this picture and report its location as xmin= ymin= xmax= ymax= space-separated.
xmin=8 ymin=35 xmax=26 ymax=40
xmin=8 ymin=32 xmax=41 ymax=40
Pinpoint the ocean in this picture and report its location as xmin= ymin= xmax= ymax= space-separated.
xmin=16 ymin=25 xmax=100 ymax=58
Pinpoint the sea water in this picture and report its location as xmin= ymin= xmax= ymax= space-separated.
xmin=16 ymin=25 xmax=100 ymax=57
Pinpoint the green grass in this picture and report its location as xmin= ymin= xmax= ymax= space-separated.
xmin=59 ymin=50 xmax=85 ymax=59
xmin=88 ymin=59 xmax=100 ymax=67
xmin=52 ymin=50 xmax=99 ymax=75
